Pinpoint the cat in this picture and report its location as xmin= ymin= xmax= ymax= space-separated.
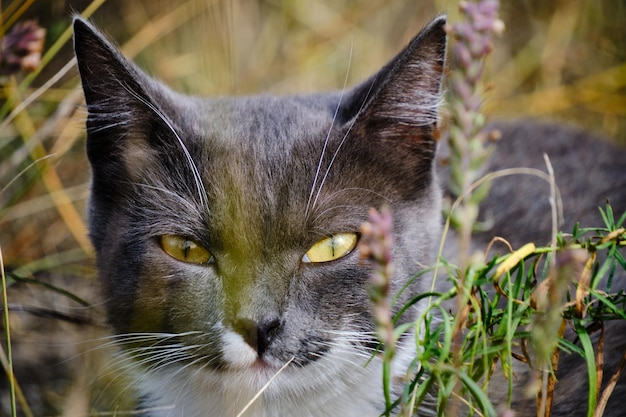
xmin=73 ymin=14 xmax=626 ymax=417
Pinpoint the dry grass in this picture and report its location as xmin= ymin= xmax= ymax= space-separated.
xmin=1 ymin=0 xmax=625 ymax=415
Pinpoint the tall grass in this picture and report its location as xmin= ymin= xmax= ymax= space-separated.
xmin=1 ymin=0 xmax=625 ymax=416
xmin=360 ymin=2 xmax=626 ymax=416
xmin=365 ymin=203 xmax=626 ymax=415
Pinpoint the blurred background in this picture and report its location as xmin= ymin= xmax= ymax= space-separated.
xmin=1 ymin=0 xmax=625 ymax=415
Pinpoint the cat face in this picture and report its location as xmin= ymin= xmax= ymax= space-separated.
xmin=74 ymin=16 xmax=446 ymax=415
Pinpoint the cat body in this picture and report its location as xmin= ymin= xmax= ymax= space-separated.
xmin=73 ymin=15 xmax=626 ymax=417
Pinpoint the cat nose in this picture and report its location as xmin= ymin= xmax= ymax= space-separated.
xmin=233 ymin=318 xmax=281 ymax=357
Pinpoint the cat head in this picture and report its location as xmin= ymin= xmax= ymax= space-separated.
xmin=74 ymin=15 xmax=446 ymax=408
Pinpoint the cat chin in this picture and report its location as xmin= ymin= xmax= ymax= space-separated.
xmin=133 ymin=331 xmax=419 ymax=417
xmin=137 ymin=363 xmax=385 ymax=417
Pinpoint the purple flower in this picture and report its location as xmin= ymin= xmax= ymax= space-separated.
xmin=445 ymin=0 xmax=503 ymax=204
xmin=360 ymin=205 xmax=396 ymax=351
xmin=1 ymin=20 xmax=46 ymax=75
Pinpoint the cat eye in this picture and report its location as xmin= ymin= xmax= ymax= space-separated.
xmin=302 ymin=233 xmax=358 ymax=263
xmin=160 ymin=235 xmax=213 ymax=264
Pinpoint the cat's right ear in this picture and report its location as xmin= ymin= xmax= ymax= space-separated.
xmin=73 ymin=17 xmax=151 ymax=113
xmin=73 ymin=17 xmax=174 ymax=173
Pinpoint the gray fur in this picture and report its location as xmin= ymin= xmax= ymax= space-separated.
xmin=74 ymin=15 xmax=445 ymax=417
xmin=74 ymin=14 xmax=626 ymax=417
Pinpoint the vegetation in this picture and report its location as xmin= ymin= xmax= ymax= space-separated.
xmin=365 ymin=202 xmax=626 ymax=416
xmin=359 ymin=2 xmax=626 ymax=415
xmin=1 ymin=0 xmax=625 ymax=416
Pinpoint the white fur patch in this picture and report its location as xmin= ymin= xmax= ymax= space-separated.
xmin=221 ymin=329 xmax=258 ymax=369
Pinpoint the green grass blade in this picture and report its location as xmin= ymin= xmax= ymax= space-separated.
xmin=575 ymin=321 xmax=597 ymax=417
xmin=0 ymin=246 xmax=16 ymax=417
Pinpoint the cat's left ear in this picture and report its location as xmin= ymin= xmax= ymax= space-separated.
xmin=340 ymin=16 xmax=446 ymax=152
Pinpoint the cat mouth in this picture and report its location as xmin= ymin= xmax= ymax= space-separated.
xmin=247 ymin=357 xmax=292 ymax=376
xmin=220 ymin=356 xmax=293 ymax=385
xmin=252 ymin=357 xmax=279 ymax=370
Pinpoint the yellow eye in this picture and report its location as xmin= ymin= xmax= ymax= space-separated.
xmin=160 ymin=235 xmax=212 ymax=264
xmin=302 ymin=233 xmax=358 ymax=263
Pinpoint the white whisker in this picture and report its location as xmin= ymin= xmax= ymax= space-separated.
xmin=310 ymin=78 xmax=377 ymax=214
xmin=305 ymin=41 xmax=353 ymax=219
xmin=131 ymin=182 xmax=201 ymax=213
xmin=120 ymin=82 xmax=209 ymax=211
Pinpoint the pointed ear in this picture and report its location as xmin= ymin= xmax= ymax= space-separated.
xmin=341 ymin=16 xmax=447 ymax=153
xmin=73 ymin=17 xmax=138 ymax=105
xmin=73 ymin=17 xmax=171 ymax=170
xmin=73 ymin=17 xmax=158 ymax=117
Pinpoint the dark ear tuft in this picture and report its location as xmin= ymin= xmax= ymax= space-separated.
xmin=342 ymin=15 xmax=447 ymax=148
xmin=73 ymin=17 xmax=144 ymax=105
xmin=73 ymin=17 xmax=168 ymax=169
xmin=332 ymin=16 xmax=447 ymax=196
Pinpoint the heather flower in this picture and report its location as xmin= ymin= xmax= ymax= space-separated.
xmin=359 ymin=205 xmax=396 ymax=353
xmin=1 ymin=20 xmax=46 ymax=75
xmin=445 ymin=0 xmax=504 ymax=203
xmin=443 ymin=3 xmax=504 ymax=402
xmin=443 ymin=0 xmax=503 ymax=274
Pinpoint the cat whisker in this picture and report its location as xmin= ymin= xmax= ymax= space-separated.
xmin=321 ymin=347 xmax=377 ymax=364
xmin=323 ymin=328 xmax=376 ymax=336
xmin=319 ymin=338 xmax=379 ymax=356
xmin=305 ymin=42 xmax=354 ymax=220
xmin=130 ymin=182 xmax=201 ymax=213
xmin=309 ymin=78 xmax=378 ymax=215
xmin=310 ymin=188 xmax=392 ymax=221
xmin=309 ymin=348 xmax=372 ymax=370
xmin=56 ymin=331 xmax=202 ymax=367
xmin=126 ymin=345 xmax=195 ymax=365
xmin=92 ymin=342 xmax=214 ymax=409
xmin=307 ymin=335 xmax=378 ymax=364
xmin=322 ymin=338 xmax=379 ymax=352
xmin=160 ymin=356 xmax=215 ymax=410
xmin=317 ymin=330 xmax=374 ymax=341
xmin=90 ymin=332 xmax=206 ymax=379
xmin=309 ymin=203 xmax=368 ymax=226
xmin=98 ymin=345 xmax=195 ymax=383
xmin=120 ymin=81 xmax=209 ymax=211
xmin=112 ymin=330 xmax=203 ymax=341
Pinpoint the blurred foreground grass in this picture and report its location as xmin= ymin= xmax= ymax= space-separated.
xmin=0 ymin=0 xmax=625 ymax=415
